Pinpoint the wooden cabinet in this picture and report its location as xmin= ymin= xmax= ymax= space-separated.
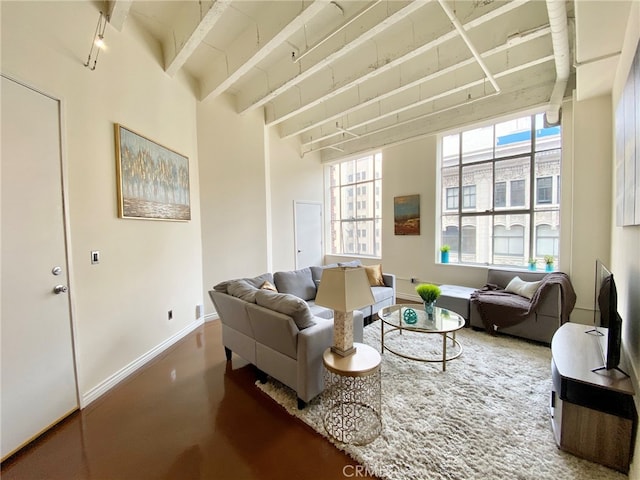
xmin=550 ymin=323 xmax=637 ymax=473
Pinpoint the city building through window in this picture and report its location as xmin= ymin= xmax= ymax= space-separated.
xmin=440 ymin=113 xmax=561 ymax=267
xmin=327 ymin=153 xmax=382 ymax=256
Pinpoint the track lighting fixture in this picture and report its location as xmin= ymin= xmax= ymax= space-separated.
xmin=84 ymin=11 xmax=108 ymax=71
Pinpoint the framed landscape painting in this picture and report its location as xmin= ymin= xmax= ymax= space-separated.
xmin=115 ymin=124 xmax=191 ymax=221
xmin=394 ymin=194 xmax=420 ymax=235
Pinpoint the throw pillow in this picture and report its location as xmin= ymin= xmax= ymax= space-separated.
xmin=364 ymin=264 xmax=385 ymax=286
xmin=505 ymin=276 xmax=541 ymax=299
xmin=254 ymin=290 xmax=316 ymax=329
xmin=273 ymin=267 xmax=316 ymax=301
xmin=260 ymin=280 xmax=278 ymax=292
xmin=227 ymin=279 xmax=259 ymax=303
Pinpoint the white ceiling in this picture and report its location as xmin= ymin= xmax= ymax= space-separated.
xmin=106 ymin=0 xmax=631 ymax=161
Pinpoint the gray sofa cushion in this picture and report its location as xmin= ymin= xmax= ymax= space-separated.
xmin=310 ymin=263 xmax=338 ymax=283
xmin=213 ymin=272 xmax=274 ymax=294
xmin=437 ymin=285 xmax=475 ymax=319
xmin=255 ymin=290 xmax=316 ymax=329
xmin=306 ymin=300 xmax=334 ymax=319
xmin=274 ymin=267 xmax=316 ymax=301
xmin=487 ymin=269 xmax=546 ymax=289
xmin=338 ymin=260 xmax=362 ymax=267
xmin=227 ymin=279 xmax=259 ymax=303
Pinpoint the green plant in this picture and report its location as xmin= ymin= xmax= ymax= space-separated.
xmin=440 ymin=244 xmax=450 ymax=253
xmin=416 ymin=283 xmax=441 ymax=304
xmin=528 ymin=257 xmax=537 ymax=265
xmin=544 ymin=255 xmax=554 ymax=265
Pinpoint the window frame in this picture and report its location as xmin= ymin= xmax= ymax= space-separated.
xmin=439 ymin=112 xmax=561 ymax=267
xmin=326 ymin=152 xmax=382 ymax=257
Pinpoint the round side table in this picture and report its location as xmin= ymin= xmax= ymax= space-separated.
xmin=322 ymin=342 xmax=381 ymax=445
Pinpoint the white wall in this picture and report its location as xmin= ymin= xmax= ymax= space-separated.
xmin=1 ymin=2 xmax=203 ymax=403
xmin=197 ymin=93 xmax=268 ymax=313
xmin=610 ymin=3 xmax=640 ymax=477
xmin=197 ymin=99 xmax=323 ymax=314
xmin=567 ymin=95 xmax=614 ymax=325
xmin=266 ymin=127 xmax=323 ymax=272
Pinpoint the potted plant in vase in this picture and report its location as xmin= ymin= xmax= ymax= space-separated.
xmin=416 ymin=283 xmax=441 ymax=319
xmin=544 ymin=255 xmax=555 ymax=272
xmin=528 ymin=257 xmax=537 ymax=271
xmin=440 ymin=244 xmax=450 ymax=264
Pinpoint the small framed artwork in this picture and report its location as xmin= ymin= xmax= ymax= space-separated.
xmin=114 ymin=124 xmax=191 ymax=221
xmin=394 ymin=194 xmax=420 ymax=235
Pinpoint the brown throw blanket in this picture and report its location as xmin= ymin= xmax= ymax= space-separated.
xmin=470 ymin=272 xmax=577 ymax=334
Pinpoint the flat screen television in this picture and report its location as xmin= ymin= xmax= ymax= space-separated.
xmin=591 ymin=259 xmax=625 ymax=374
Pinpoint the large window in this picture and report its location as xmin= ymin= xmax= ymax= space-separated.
xmin=440 ymin=113 xmax=561 ymax=267
xmin=327 ymin=153 xmax=382 ymax=256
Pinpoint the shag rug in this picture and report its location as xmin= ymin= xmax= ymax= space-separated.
xmin=257 ymin=321 xmax=627 ymax=480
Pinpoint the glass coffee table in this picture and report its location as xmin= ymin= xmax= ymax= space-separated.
xmin=378 ymin=304 xmax=464 ymax=371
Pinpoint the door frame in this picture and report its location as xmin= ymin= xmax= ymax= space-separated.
xmin=293 ymin=200 xmax=323 ymax=269
xmin=2 ymin=73 xmax=80 ymax=407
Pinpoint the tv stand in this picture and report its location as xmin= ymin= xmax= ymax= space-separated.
xmin=584 ymin=328 xmax=604 ymax=336
xmin=551 ymin=323 xmax=637 ymax=473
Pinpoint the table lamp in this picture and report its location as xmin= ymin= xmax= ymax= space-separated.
xmin=315 ymin=266 xmax=375 ymax=357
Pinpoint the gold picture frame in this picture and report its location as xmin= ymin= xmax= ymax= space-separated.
xmin=114 ymin=124 xmax=190 ymax=221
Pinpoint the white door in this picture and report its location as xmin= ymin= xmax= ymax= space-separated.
xmin=294 ymin=201 xmax=323 ymax=268
xmin=1 ymin=76 xmax=78 ymax=460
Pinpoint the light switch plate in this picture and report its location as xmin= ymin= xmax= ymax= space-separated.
xmin=91 ymin=251 xmax=100 ymax=264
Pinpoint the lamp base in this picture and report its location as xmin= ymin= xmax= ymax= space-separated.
xmin=330 ymin=345 xmax=357 ymax=357
xmin=332 ymin=310 xmax=356 ymax=357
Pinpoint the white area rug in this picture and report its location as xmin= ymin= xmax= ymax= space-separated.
xmin=257 ymin=321 xmax=627 ymax=480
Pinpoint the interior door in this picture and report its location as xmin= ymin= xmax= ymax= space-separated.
xmin=1 ymin=76 xmax=78 ymax=460
xmin=294 ymin=201 xmax=323 ymax=268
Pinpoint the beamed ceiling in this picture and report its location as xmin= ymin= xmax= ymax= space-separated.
xmin=105 ymin=0 xmax=630 ymax=162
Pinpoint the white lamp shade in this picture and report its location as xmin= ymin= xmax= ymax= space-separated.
xmin=315 ymin=267 xmax=375 ymax=312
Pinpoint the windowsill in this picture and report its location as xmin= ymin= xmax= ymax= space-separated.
xmin=439 ymin=262 xmax=556 ymax=272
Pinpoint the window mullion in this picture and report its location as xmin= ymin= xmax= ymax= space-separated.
xmin=458 ymin=133 xmax=463 ymax=261
xmin=529 ymin=116 xmax=536 ymax=259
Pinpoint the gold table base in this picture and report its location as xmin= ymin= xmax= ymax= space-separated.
xmin=322 ymin=344 xmax=382 ymax=445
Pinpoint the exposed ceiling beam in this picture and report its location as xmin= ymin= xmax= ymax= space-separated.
xmin=107 ymin=0 xmax=132 ymax=32
xmin=266 ymin=0 xmax=529 ymax=128
xmin=237 ymin=0 xmax=431 ymax=114
xmin=318 ymin=78 xmax=555 ymax=162
xmin=200 ymin=0 xmax=328 ymax=102
xmin=293 ymin=1 xmax=383 ymax=64
xmin=306 ymin=55 xmax=555 ymax=152
xmin=163 ymin=0 xmax=232 ymax=78
xmin=437 ymin=0 xmax=500 ymax=93
xmin=279 ymin=14 xmax=547 ymax=142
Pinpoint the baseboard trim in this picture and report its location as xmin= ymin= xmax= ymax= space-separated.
xmin=81 ymin=319 xmax=204 ymax=408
